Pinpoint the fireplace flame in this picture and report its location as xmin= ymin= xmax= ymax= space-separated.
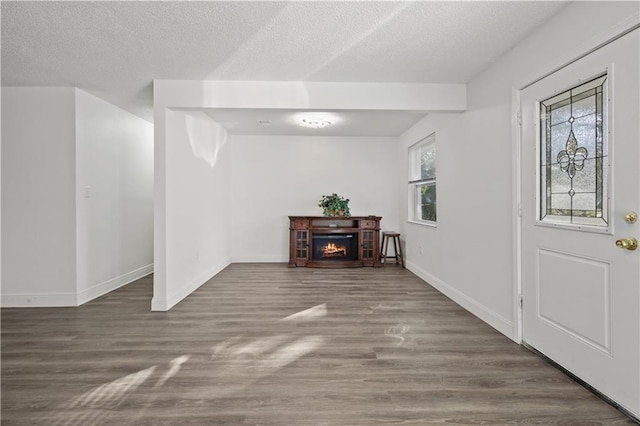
xmin=322 ymin=243 xmax=347 ymax=257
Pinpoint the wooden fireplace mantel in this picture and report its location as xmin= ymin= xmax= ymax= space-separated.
xmin=288 ymin=216 xmax=382 ymax=268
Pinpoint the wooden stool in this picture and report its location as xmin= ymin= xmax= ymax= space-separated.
xmin=380 ymin=232 xmax=404 ymax=268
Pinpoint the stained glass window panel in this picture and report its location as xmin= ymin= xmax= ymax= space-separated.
xmin=572 ymin=94 xmax=596 ymax=118
xmin=572 ymin=193 xmax=597 ymax=212
xmin=551 ymin=122 xmax=571 ymax=155
xmin=550 ymin=193 xmax=571 ymax=209
xmin=551 ymin=103 xmax=571 ymax=125
xmin=572 ymin=159 xmax=597 ymax=193
xmin=550 ymin=163 xmax=571 ymax=194
xmin=539 ymin=74 xmax=608 ymax=228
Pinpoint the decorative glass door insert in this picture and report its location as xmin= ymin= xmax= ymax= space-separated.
xmin=539 ymin=74 xmax=609 ymax=230
xmin=361 ymin=230 xmax=374 ymax=260
xmin=295 ymin=230 xmax=308 ymax=259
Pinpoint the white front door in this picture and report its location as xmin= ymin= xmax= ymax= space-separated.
xmin=521 ymin=29 xmax=640 ymax=416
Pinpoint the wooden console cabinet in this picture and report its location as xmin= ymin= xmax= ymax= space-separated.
xmin=288 ymin=216 xmax=382 ymax=268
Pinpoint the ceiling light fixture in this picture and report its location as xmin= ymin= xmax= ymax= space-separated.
xmin=299 ymin=118 xmax=333 ymax=129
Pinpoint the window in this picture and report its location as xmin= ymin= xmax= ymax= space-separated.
xmin=539 ymin=74 xmax=608 ymax=229
xmin=408 ymin=133 xmax=436 ymax=224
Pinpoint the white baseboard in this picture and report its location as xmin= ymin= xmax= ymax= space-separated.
xmin=152 ymin=257 xmax=231 ymax=312
xmin=1 ymin=292 xmax=78 ymax=308
xmin=76 ymin=263 xmax=154 ymax=306
xmin=406 ymin=260 xmax=515 ymax=340
xmin=1 ymin=264 xmax=154 ymax=308
xmin=230 ymin=255 xmax=288 ymax=263
xmin=150 ymin=296 xmax=168 ymax=311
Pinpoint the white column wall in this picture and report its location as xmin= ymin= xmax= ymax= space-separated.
xmin=152 ymin=109 xmax=231 ymax=311
xmin=230 ymin=135 xmax=399 ymax=262
xmin=398 ymin=1 xmax=639 ymax=339
xmin=1 ymin=13 xmax=3 ymax=308
xmin=1 ymin=87 xmax=77 ymax=306
xmin=75 ymin=89 xmax=154 ymax=304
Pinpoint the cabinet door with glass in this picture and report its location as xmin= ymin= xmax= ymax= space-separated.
xmin=359 ymin=218 xmax=380 ymax=266
xmin=289 ymin=219 xmax=309 ymax=267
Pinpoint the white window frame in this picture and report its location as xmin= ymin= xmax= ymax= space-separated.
xmin=408 ymin=133 xmax=436 ymax=226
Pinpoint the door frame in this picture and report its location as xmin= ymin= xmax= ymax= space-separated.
xmin=511 ymin=17 xmax=640 ymax=344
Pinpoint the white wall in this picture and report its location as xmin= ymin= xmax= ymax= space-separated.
xmin=398 ymin=1 xmax=639 ymax=339
xmin=1 ymin=7 xmax=3 ymax=314
xmin=75 ymin=89 xmax=154 ymax=304
xmin=400 ymin=111 xmax=514 ymax=336
xmin=152 ymin=109 xmax=231 ymax=311
xmin=1 ymin=87 xmax=78 ymax=306
xmin=231 ymin=135 xmax=399 ymax=262
xmin=1 ymin=87 xmax=154 ymax=307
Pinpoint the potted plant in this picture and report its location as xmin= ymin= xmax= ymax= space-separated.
xmin=318 ymin=193 xmax=351 ymax=217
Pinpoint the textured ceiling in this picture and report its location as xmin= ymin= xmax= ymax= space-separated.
xmin=2 ymin=1 xmax=568 ymax=128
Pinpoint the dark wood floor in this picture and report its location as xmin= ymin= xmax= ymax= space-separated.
xmin=1 ymin=263 xmax=634 ymax=425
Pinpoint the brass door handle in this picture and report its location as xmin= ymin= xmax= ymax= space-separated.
xmin=616 ymin=237 xmax=638 ymax=251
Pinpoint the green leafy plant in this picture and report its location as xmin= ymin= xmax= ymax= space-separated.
xmin=318 ymin=193 xmax=351 ymax=217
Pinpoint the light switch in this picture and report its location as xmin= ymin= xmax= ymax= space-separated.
xmin=83 ymin=186 xmax=91 ymax=198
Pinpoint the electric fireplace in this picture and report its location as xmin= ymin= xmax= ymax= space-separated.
xmin=288 ymin=216 xmax=382 ymax=268
xmin=312 ymin=234 xmax=358 ymax=261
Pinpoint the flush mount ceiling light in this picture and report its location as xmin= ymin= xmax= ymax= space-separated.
xmin=299 ymin=117 xmax=333 ymax=129
xmin=294 ymin=112 xmax=339 ymax=129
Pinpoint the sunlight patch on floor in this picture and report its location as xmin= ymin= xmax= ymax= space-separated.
xmin=261 ymin=336 xmax=325 ymax=369
xmin=232 ymin=335 xmax=290 ymax=358
xmin=50 ymin=365 xmax=157 ymax=426
xmin=48 ymin=304 xmax=329 ymax=424
xmin=281 ymin=303 xmax=327 ymax=322
xmin=155 ymin=354 xmax=191 ymax=387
